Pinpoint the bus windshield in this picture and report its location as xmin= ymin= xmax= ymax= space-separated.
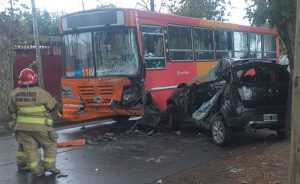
xmin=63 ymin=28 xmax=139 ymax=78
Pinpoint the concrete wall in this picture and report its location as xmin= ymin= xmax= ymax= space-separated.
xmin=0 ymin=28 xmax=14 ymax=123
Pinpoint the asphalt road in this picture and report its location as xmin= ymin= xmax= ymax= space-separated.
xmin=0 ymin=119 xmax=274 ymax=184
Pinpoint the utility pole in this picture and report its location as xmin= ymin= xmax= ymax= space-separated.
xmin=150 ymin=0 xmax=154 ymax=11
xmin=9 ymin=0 xmax=14 ymax=89
xmin=289 ymin=0 xmax=300 ymax=183
xmin=31 ymin=0 xmax=44 ymax=88
xmin=82 ymin=0 xmax=85 ymax=10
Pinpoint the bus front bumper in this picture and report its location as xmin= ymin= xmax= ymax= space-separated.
xmin=59 ymin=104 xmax=144 ymax=122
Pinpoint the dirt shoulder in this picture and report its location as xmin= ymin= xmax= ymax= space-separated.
xmin=163 ymin=139 xmax=290 ymax=184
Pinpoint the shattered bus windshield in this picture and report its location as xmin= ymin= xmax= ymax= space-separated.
xmin=94 ymin=28 xmax=139 ymax=76
xmin=63 ymin=28 xmax=139 ymax=78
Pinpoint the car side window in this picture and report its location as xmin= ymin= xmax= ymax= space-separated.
xmin=237 ymin=68 xmax=258 ymax=84
xmin=258 ymin=67 xmax=289 ymax=83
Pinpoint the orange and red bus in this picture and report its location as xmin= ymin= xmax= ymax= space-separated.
xmin=59 ymin=8 xmax=279 ymax=122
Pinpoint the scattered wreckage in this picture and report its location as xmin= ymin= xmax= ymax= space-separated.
xmin=164 ymin=58 xmax=290 ymax=146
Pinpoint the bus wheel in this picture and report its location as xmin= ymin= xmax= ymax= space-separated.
xmin=112 ymin=115 xmax=130 ymax=123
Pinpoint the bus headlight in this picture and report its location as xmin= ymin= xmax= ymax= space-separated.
xmin=122 ymin=87 xmax=135 ymax=102
xmin=61 ymin=86 xmax=74 ymax=98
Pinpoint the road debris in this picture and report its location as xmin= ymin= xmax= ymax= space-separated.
xmin=146 ymin=157 xmax=162 ymax=163
xmin=127 ymin=106 xmax=161 ymax=135
xmin=229 ymin=167 xmax=242 ymax=173
xmin=156 ymin=179 xmax=162 ymax=184
xmin=175 ymin=131 xmax=181 ymax=136
xmin=57 ymin=139 xmax=86 ymax=148
xmin=105 ymin=132 xmax=115 ymax=137
xmin=57 ymin=134 xmax=117 ymax=148
xmin=57 ymin=174 xmax=68 ymax=178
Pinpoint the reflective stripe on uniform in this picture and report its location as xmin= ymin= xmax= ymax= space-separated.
xmin=29 ymin=161 xmax=39 ymax=170
xmin=16 ymin=116 xmax=53 ymax=126
xmin=16 ymin=151 xmax=26 ymax=159
xmin=11 ymin=113 xmax=16 ymax=119
xmin=44 ymin=157 xmax=56 ymax=164
xmin=17 ymin=105 xmax=47 ymax=114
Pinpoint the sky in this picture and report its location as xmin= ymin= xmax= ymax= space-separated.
xmin=0 ymin=0 xmax=249 ymax=25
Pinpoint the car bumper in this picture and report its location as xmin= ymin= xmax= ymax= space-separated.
xmin=226 ymin=106 xmax=286 ymax=130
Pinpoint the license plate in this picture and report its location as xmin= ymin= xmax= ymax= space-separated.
xmin=263 ymin=114 xmax=278 ymax=121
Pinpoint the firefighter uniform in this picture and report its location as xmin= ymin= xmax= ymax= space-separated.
xmin=9 ymin=68 xmax=60 ymax=177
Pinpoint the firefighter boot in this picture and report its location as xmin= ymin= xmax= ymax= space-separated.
xmin=17 ymin=164 xmax=30 ymax=172
xmin=44 ymin=163 xmax=61 ymax=174
xmin=30 ymin=161 xmax=45 ymax=177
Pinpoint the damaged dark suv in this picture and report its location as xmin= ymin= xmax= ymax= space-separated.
xmin=165 ymin=59 xmax=289 ymax=146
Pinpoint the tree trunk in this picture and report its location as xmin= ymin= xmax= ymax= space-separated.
xmin=276 ymin=19 xmax=296 ymax=131
xmin=0 ymin=27 xmax=15 ymax=125
xmin=289 ymin=0 xmax=300 ymax=182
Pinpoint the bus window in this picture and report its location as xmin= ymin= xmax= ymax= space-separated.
xmin=93 ymin=28 xmax=139 ymax=76
xmin=263 ymin=35 xmax=276 ymax=59
xmin=63 ymin=33 xmax=94 ymax=77
xmin=168 ymin=25 xmax=193 ymax=61
xmin=249 ymin=33 xmax=262 ymax=59
xmin=141 ymin=25 xmax=166 ymax=69
xmin=215 ymin=30 xmax=232 ymax=59
xmin=193 ymin=28 xmax=214 ymax=60
xmin=233 ymin=32 xmax=249 ymax=59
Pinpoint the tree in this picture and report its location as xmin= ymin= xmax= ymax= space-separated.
xmin=1 ymin=1 xmax=61 ymax=41
xmin=96 ymin=0 xmax=117 ymax=8
xmin=136 ymin=0 xmax=169 ymax=12
xmin=135 ymin=0 xmax=230 ymax=21
xmin=174 ymin=0 xmax=230 ymax=21
xmin=245 ymin=0 xmax=296 ymax=71
xmin=0 ymin=16 xmax=14 ymax=124
xmin=18 ymin=9 xmax=60 ymax=36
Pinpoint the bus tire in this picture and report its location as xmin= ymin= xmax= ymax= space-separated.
xmin=112 ymin=115 xmax=130 ymax=123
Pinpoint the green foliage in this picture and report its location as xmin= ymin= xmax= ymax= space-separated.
xmin=245 ymin=0 xmax=296 ymax=27
xmin=0 ymin=0 xmax=61 ymax=41
xmin=174 ymin=0 xmax=230 ymax=21
xmin=18 ymin=9 xmax=60 ymax=35
xmin=135 ymin=0 xmax=230 ymax=20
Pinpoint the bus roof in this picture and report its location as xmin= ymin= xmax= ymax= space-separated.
xmin=61 ymin=8 xmax=277 ymax=35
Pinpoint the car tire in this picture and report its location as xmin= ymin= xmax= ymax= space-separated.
xmin=112 ymin=115 xmax=130 ymax=123
xmin=210 ymin=114 xmax=232 ymax=146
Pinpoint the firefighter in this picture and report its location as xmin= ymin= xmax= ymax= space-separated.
xmin=8 ymin=68 xmax=60 ymax=177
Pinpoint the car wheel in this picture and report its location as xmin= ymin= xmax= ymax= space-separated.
xmin=112 ymin=115 xmax=130 ymax=123
xmin=210 ymin=114 xmax=232 ymax=146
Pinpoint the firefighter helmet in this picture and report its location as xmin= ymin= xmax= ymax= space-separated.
xmin=18 ymin=68 xmax=38 ymax=86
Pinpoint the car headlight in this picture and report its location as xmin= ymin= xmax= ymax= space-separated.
xmin=61 ymin=85 xmax=74 ymax=98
